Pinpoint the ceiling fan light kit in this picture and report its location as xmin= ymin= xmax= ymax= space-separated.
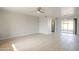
xmin=37 ymin=11 xmax=41 ymax=13
xmin=36 ymin=7 xmax=45 ymax=13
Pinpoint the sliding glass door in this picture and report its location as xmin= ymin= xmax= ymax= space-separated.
xmin=61 ymin=19 xmax=75 ymax=34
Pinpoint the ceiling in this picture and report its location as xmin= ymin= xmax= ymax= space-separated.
xmin=1 ymin=7 xmax=79 ymax=17
xmin=2 ymin=7 xmax=61 ymax=17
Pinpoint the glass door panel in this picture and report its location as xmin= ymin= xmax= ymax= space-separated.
xmin=61 ymin=19 xmax=74 ymax=34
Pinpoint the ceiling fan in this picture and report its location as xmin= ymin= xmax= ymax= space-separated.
xmin=36 ymin=7 xmax=45 ymax=13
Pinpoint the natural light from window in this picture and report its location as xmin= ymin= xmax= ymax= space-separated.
xmin=61 ymin=19 xmax=74 ymax=33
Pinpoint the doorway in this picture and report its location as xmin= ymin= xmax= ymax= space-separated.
xmin=61 ymin=18 xmax=75 ymax=34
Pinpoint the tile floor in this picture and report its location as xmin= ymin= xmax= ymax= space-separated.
xmin=0 ymin=33 xmax=79 ymax=51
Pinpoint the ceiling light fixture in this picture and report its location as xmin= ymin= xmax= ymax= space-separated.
xmin=36 ymin=7 xmax=45 ymax=13
xmin=37 ymin=11 xmax=40 ymax=13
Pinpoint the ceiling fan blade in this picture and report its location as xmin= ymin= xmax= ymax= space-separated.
xmin=37 ymin=7 xmax=45 ymax=13
xmin=39 ymin=10 xmax=45 ymax=13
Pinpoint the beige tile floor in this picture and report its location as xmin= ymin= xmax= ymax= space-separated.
xmin=0 ymin=33 xmax=79 ymax=51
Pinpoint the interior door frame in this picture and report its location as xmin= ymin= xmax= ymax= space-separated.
xmin=74 ymin=18 xmax=77 ymax=35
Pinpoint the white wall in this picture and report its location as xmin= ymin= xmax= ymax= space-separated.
xmin=0 ymin=11 xmax=39 ymax=40
xmin=39 ymin=16 xmax=53 ymax=34
xmin=55 ymin=18 xmax=61 ymax=33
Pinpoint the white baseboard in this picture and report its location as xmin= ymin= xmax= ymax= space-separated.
xmin=0 ymin=32 xmax=38 ymax=40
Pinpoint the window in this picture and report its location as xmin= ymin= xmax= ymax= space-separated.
xmin=61 ymin=19 xmax=74 ymax=33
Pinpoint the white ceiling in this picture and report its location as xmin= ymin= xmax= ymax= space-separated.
xmin=1 ymin=7 xmax=79 ymax=17
xmin=3 ymin=7 xmax=61 ymax=17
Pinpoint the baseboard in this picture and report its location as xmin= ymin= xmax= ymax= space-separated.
xmin=0 ymin=32 xmax=38 ymax=40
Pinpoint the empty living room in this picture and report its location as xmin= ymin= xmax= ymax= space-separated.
xmin=0 ymin=7 xmax=79 ymax=51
